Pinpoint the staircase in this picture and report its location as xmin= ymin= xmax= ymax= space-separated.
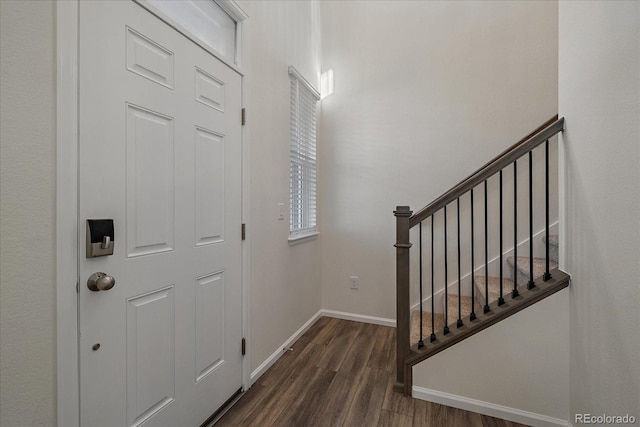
xmin=411 ymin=234 xmax=559 ymax=347
xmin=394 ymin=116 xmax=571 ymax=394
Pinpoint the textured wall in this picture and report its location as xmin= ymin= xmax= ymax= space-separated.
xmin=559 ymin=0 xmax=640 ymax=422
xmin=238 ymin=0 xmax=323 ymax=373
xmin=413 ymin=290 xmax=569 ymax=421
xmin=319 ymin=0 xmax=559 ymax=320
xmin=319 ymin=0 xmax=567 ymax=419
xmin=0 ymin=1 xmax=57 ymax=426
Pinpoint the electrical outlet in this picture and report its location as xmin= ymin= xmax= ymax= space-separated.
xmin=278 ymin=203 xmax=285 ymax=220
xmin=349 ymin=276 xmax=359 ymax=289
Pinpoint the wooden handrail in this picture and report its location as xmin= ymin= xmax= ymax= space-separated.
xmin=409 ymin=116 xmax=564 ymax=228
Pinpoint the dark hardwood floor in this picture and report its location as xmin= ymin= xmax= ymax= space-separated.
xmin=216 ymin=317 xmax=529 ymax=427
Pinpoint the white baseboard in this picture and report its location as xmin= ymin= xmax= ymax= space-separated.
xmin=249 ymin=310 xmax=569 ymax=427
xmin=321 ymin=309 xmax=396 ymax=327
xmin=250 ymin=309 xmax=395 ymax=385
xmin=412 ymin=386 xmax=569 ymax=427
xmin=249 ymin=309 xmax=323 ymax=384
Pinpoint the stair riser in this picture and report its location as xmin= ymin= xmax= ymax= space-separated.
xmin=507 ymin=256 xmax=558 ymax=287
xmin=549 ymin=244 xmax=559 ymax=264
xmin=543 ymin=234 xmax=559 ymax=263
xmin=513 ymin=267 xmax=529 ymax=287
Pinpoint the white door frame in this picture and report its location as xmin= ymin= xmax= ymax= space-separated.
xmin=55 ymin=2 xmax=251 ymax=426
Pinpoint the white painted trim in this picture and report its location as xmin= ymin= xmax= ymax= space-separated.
xmin=250 ymin=310 xmax=323 ymax=384
xmin=288 ymin=230 xmax=319 ymax=245
xmin=558 ymin=131 xmax=567 ymax=272
xmin=56 ymin=1 xmax=80 ymax=426
xmin=321 ymin=310 xmax=396 ymax=327
xmin=288 ymin=66 xmax=320 ymax=99
xmin=249 ymin=309 xmax=394 ymax=385
xmin=133 ymin=0 xmax=246 ymax=75
xmin=214 ymin=0 xmax=249 ymax=70
xmin=215 ymin=0 xmax=248 ymax=23
xmin=239 ymin=4 xmax=251 ymax=392
xmin=412 ymin=386 xmax=569 ymax=427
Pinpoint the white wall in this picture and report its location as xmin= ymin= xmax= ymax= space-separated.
xmin=413 ymin=289 xmax=569 ymax=423
xmin=559 ymin=0 xmax=640 ymax=422
xmin=319 ymin=0 xmax=559 ymax=322
xmin=319 ymin=0 xmax=568 ymax=420
xmin=0 ymin=1 xmax=57 ymax=426
xmin=239 ymin=0 xmax=323 ymax=373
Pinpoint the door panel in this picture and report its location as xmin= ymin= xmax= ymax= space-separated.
xmin=126 ymin=286 xmax=176 ymax=426
xmin=195 ymin=272 xmax=225 ymax=382
xmin=195 ymin=127 xmax=225 ymax=246
xmin=79 ymin=2 xmax=242 ymax=426
xmin=125 ymin=104 xmax=175 ymax=257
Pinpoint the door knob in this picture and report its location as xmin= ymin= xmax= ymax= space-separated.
xmin=87 ymin=272 xmax=116 ymax=292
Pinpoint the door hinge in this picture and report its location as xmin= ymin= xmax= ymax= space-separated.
xmin=241 ymin=223 xmax=246 ymax=240
xmin=241 ymin=108 xmax=246 ymax=126
xmin=241 ymin=338 xmax=246 ymax=356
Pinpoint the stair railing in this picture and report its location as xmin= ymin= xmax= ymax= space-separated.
xmin=394 ymin=116 xmax=565 ymax=394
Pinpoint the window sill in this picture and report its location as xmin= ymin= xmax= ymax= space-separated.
xmin=288 ymin=231 xmax=319 ymax=246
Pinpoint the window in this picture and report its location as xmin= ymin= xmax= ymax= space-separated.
xmin=289 ymin=67 xmax=320 ymax=239
xmin=146 ymin=0 xmax=237 ymax=64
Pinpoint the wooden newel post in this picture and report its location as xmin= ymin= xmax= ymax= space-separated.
xmin=394 ymin=206 xmax=412 ymax=392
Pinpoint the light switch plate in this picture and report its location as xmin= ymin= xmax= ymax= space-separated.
xmin=278 ymin=203 xmax=285 ymax=220
xmin=350 ymin=276 xmax=359 ymax=289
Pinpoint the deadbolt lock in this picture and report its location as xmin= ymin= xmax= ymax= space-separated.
xmin=86 ymin=219 xmax=115 ymax=258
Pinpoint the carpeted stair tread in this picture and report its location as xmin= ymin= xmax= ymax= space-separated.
xmin=507 ymin=256 xmax=558 ymax=285
xmin=543 ymin=234 xmax=559 ymax=246
xmin=411 ymin=310 xmax=445 ymax=346
xmin=444 ymin=293 xmax=480 ymax=326
xmin=474 ymin=275 xmax=514 ymax=303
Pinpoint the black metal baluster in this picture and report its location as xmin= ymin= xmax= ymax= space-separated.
xmin=457 ymin=197 xmax=463 ymax=327
xmin=444 ymin=206 xmax=450 ymax=335
xmin=544 ymin=140 xmax=552 ymax=282
xmin=419 ymin=222 xmax=424 ymax=348
xmin=512 ymin=161 xmax=519 ymax=298
xmin=484 ymin=180 xmax=490 ymax=313
xmin=528 ymin=151 xmax=535 ymax=290
xmin=430 ymin=216 xmax=436 ymax=342
xmin=470 ymin=190 xmax=477 ymax=321
xmin=499 ymin=170 xmax=505 ymax=305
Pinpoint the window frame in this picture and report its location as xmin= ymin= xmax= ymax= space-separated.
xmin=288 ymin=66 xmax=320 ymax=243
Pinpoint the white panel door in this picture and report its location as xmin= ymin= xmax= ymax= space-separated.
xmin=78 ymin=2 xmax=242 ymax=426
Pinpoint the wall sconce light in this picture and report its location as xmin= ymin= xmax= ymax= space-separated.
xmin=320 ymin=69 xmax=334 ymax=99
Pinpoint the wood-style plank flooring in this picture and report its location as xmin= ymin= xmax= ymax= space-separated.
xmin=216 ymin=318 xmax=529 ymax=427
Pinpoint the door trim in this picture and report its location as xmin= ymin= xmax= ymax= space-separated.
xmin=134 ymin=0 xmax=247 ymax=74
xmin=55 ymin=2 xmax=251 ymax=426
xmin=56 ymin=1 xmax=79 ymax=426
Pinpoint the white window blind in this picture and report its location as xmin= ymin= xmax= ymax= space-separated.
xmin=289 ymin=67 xmax=320 ymax=237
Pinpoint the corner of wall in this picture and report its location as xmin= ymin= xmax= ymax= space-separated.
xmin=559 ymin=0 xmax=640 ymax=421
